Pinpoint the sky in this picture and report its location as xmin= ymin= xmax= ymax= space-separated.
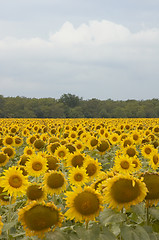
xmin=0 ymin=0 xmax=159 ymax=100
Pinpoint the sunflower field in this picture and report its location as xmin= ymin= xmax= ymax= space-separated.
xmin=0 ymin=118 xmax=159 ymax=239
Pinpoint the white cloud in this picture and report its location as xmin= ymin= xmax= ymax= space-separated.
xmin=0 ymin=20 xmax=159 ymax=99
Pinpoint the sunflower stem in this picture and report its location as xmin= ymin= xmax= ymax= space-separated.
xmin=146 ymin=204 xmax=149 ymax=225
xmin=7 ymin=196 xmax=12 ymax=240
xmin=85 ymin=221 xmax=89 ymax=230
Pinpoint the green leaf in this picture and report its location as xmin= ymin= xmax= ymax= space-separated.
xmin=121 ymin=226 xmax=140 ymax=240
xmin=99 ymin=208 xmax=126 ymax=225
xmin=134 ymin=225 xmax=150 ymax=240
xmin=99 ymin=227 xmax=116 ymax=240
xmin=149 ymin=208 xmax=159 ymax=220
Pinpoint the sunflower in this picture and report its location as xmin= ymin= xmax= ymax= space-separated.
xmin=24 ymin=146 xmax=35 ymax=156
xmin=91 ymin=171 xmax=108 ymax=192
xmin=68 ymin=167 xmax=89 ymax=186
xmin=114 ymin=155 xmax=135 ymax=174
xmin=1 ymin=146 xmax=16 ymax=159
xmin=124 ymin=145 xmax=138 ymax=158
xmin=33 ymin=139 xmax=45 ymax=151
xmin=0 ymin=152 xmax=9 ymax=167
xmin=26 ymin=183 xmax=47 ymax=202
xmin=65 ymin=186 xmax=103 ymax=223
xmin=74 ymin=140 xmax=85 ymax=152
xmin=14 ymin=136 xmax=23 ymax=147
xmin=65 ymin=143 xmax=77 ymax=154
xmin=140 ymin=172 xmax=159 ymax=206
xmin=86 ymin=136 xmax=99 ymax=150
xmin=44 ymin=170 xmax=67 ymax=195
xmin=141 ymin=144 xmax=155 ymax=159
xmin=67 ymin=151 xmax=86 ymax=168
xmin=3 ymin=135 xmax=14 ymax=146
xmin=103 ymin=174 xmax=148 ymax=211
xmin=0 ymin=186 xmax=16 ymax=205
xmin=0 ymin=166 xmax=29 ymax=197
xmin=18 ymin=201 xmax=64 ymax=238
xmin=46 ymin=155 xmax=59 ymax=171
xmin=131 ymin=156 xmax=142 ymax=172
xmin=131 ymin=130 xmax=141 ymax=145
xmin=26 ymin=135 xmax=37 ymax=146
xmin=96 ymin=138 xmax=110 ymax=155
xmin=148 ymin=149 xmax=159 ymax=170
xmin=18 ymin=154 xmax=29 ymax=166
xmin=25 ymin=153 xmax=48 ymax=177
xmin=47 ymin=142 xmax=61 ymax=155
xmin=83 ymin=157 xmax=101 ymax=180
xmin=54 ymin=145 xmax=69 ymax=160
xmin=109 ymin=133 xmax=120 ymax=145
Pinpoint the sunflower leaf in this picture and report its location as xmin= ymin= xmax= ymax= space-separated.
xmin=120 ymin=225 xmax=140 ymax=240
xmin=99 ymin=227 xmax=116 ymax=240
xmin=99 ymin=208 xmax=126 ymax=225
xmin=149 ymin=207 xmax=159 ymax=220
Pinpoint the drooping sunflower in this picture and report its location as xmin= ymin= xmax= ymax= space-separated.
xmin=114 ymin=155 xmax=135 ymax=174
xmin=26 ymin=183 xmax=47 ymax=202
xmin=47 ymin=142 xmax=61 ymax=155
xmin=0 ymin=152 xmax=9 ymax=167
xmin=18 ymin=201 xmax=64 ymax=238
xmin=86 ymin=136 xmax=99 ymax=150
xmin=131 ymin=156 xmax=142 ymax=172
xmin=103 ymin=174 xmax=148 ymax=211
xmin=65 ymin=186 xmax=103 ymax=223
xmin=25 ymin=153 xmax=48 ymax=177
xmin=68 ymin=166 xmax=89 ymax=186
xmin=33 ymin=139 xmax=45 ymax=151
xmin=18 ymin=154 xmax=29 ymax=166
xmin=46 ymin=155 xmax=59 ymax=171
xmin=83 ymin=157 xmax=101 ymax=180
xmin=1 ymin=146 xmax=16 ymax=159
xmin=0 ymin=166 xmax=29 ymax=197
xmin=44 ymin=170 xmax=67 ymax=195
xmin=14 ymin=136 xmax=23 ymax=148
xmin=96 ymin=138 xmax=110 ymax=155
xmin=140 ymin=172 xmax=159 ymax=206
xmin=26 ymin=135 xmax=37 ymax=146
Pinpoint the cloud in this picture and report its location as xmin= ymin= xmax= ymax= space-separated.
xmin=0 ymin=20 xmax=159 ymax=99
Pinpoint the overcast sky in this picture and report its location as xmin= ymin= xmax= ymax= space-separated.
xmin=0 ymin=0 xmax=159 ymax=100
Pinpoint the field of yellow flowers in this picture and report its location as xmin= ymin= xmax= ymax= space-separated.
xmin=0 ymin=118 xmax=159 ymax=239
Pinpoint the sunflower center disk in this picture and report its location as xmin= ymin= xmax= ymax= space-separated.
xmin=120 ymin=161 xmax=130 ymax=169
xmin=74 ymin=173 xmax=83 ymax=181
xmin=127 ymin=148 xmax=136 ymax=157
xmin=24 ymin=205 xmax=59 ymax=231
xmin=111 ymin=179 xmax=140 ymax=203
xmin=32 ymin=162 xmax=43 ymax=171
xmin=27 ymin=186 xmax=43 ymax=200
xmin=74 ymin=192 xmax=99 ymax=215
xmin=153 ymin=155 xmax=159 ymax=165
xmin=9 ymin=175 xmax=22 ymax=188
xmin=144 ymin=174 xmax=159 ymax=200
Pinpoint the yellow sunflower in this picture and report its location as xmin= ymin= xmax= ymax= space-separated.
xmin=26 ymin=135 xmax=37 ymax=146
xmin=33 ymin=139 xmax=45 ymax=151
xmin=23 ymin=146 xmax=35 ymax=156
xmin=1 ymin=146 xmax=16 ymax=159
xmin=18 ymin=154 xmax=29 ymax=166
xmin=109 ymin=133 xmax=120 ymax=145
xmin=131 ymin=156 xmax=142 ymax=172
xmin=25 ymin=153 xmax=48 ymax=177
xmin=68 ymin=167 xmax=89 ymax=186
xmin=0 ymin=166 xmax=29 ymax=197
xmin=96 ymin=138 xmax=110 ymax=155
xmin=47 ymin=142 xmax=61 ymax=155
xmin=65 ymin=186 xmax=103 ymax=223
xmin=67 ymin=151 xmax=86 ymax=168
xmin=18 ymin=201 xmax=64 ymax=238
xmin=114 ymin=155 xmax=135 ymax=174
xmin=86 ymin=136 xmax=99 ymax=150
xmin=148 ymin=149 xmax=159 ymax=170
xmin=54 ymin=145 xmax=69 ymax=160
xmin=141 ymin=144 xmax=155 ymax=159
xmin=43 ymin=170 xmax=67 ymax=195
xmin=83 ymin=157 xmax=101 ymax=180
xmin=3 ymin=135 xmax=14 ymax=146
xmin=124 ymin=145 xmax=138 ymax=158
xmin=14 ymin=136 xmax=23 ymax=147
xmin=103 ymin=174 xmax=148 ymax=211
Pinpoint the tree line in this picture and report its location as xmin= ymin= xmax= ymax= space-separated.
xmin=0 ymin=94 xmax=159 ymax=118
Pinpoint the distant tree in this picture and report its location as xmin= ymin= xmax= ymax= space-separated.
xmin=59 ymin=93 xmax=82 ymax=108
